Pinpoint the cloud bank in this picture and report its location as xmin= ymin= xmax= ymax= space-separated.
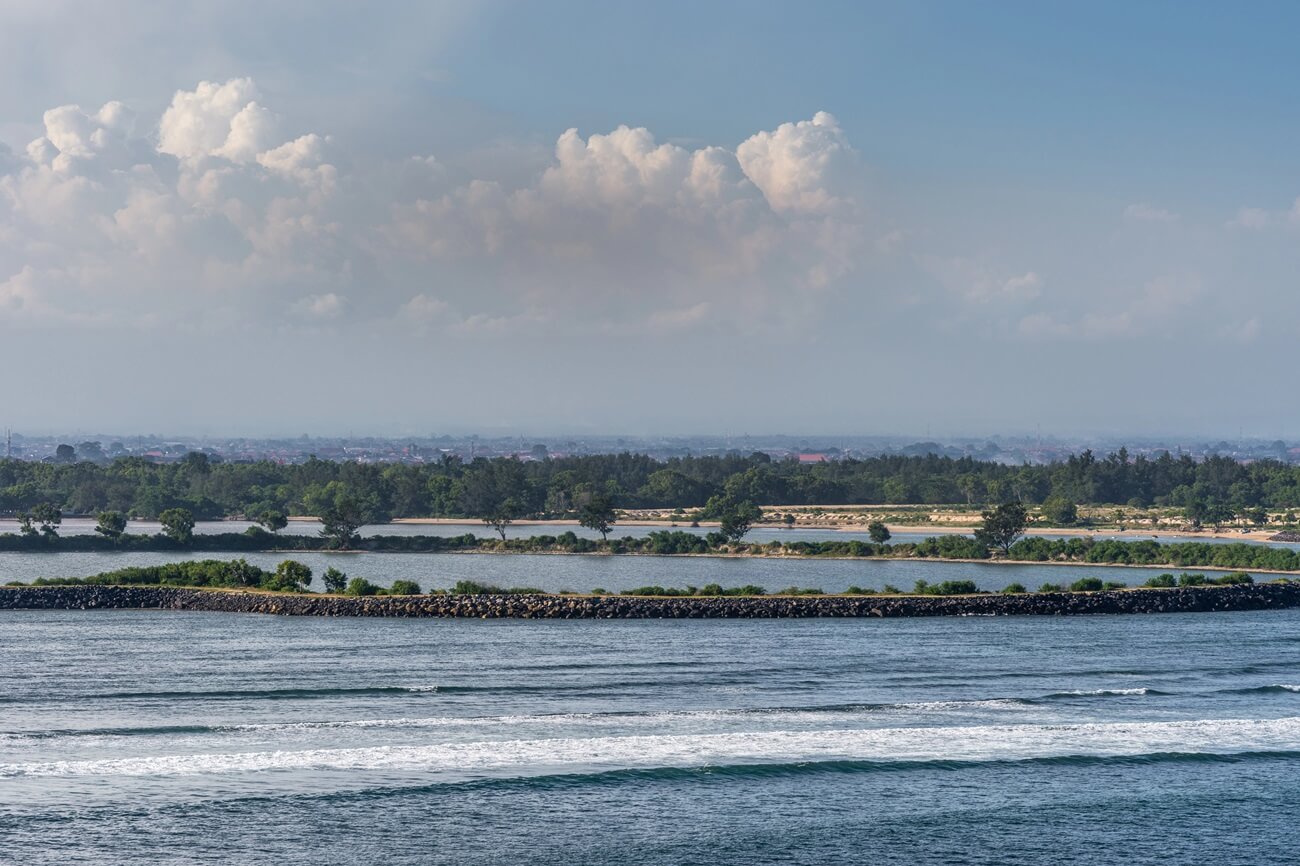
xmin=0 ymin=79 xmax=869 ymax=338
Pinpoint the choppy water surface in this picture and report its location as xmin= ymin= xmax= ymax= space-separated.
xmin=2 ymin=608 xmax=1299 ymax=864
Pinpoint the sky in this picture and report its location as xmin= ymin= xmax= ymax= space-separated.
xmin=2 ymin=0 xmax=1299 ymax=438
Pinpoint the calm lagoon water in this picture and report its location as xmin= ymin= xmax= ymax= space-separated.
xmin=0 ymin=550 xmax=1205 ymax=593
xmin=2 ymin=607 xmax=1299 ymax=864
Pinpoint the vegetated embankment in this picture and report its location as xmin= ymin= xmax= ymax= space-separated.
xmin=2 ymin=583 xmax=1299 ymax=618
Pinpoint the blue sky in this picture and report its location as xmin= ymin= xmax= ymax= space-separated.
xmin=1 ymin=1 xmax=1298 ymax=437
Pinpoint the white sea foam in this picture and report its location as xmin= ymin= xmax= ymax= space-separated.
xmin=222 ymin=699 xmax=1029 ymax=733
xmin=1274 ymin=685 xmax=1300 ymax=693
xmin=5 ymin=716 xmax=1299 ymax=780
xmin=1058 ymin=688 xmax=1151 ymax=697
xmin=0 ymin=700 xmax=1035 ymax=744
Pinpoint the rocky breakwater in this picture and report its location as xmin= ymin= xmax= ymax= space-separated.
xmin=3 ymin=583 xmax=1300 ymax=618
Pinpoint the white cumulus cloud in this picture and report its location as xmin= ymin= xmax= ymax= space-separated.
xmin=735 ymin=111 xmax=855 ymax=215
xmin=158 ymin=78 xmax=277 ymax=164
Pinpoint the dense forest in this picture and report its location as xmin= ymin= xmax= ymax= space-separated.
xmin=3 ymin=448 xmax=1300 ymax=521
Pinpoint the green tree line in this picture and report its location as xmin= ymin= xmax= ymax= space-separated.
xmin=3 ymin=447 xmax=1300 ymax=522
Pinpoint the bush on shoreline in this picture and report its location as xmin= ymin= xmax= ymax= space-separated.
xmin=913 ymin=579 xmax=980 ymax=596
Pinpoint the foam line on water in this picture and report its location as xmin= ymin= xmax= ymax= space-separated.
xmin=5 ymin=716 xmax=1300 ymax=780
xmin=0 ymin=699 xmax=1038 ymax=743
xmin=1044 ymin=688 xmax=1160 ymax=698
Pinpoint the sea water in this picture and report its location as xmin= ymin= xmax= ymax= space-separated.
xmin=2 ymin=608 xmax=1299 ymax=864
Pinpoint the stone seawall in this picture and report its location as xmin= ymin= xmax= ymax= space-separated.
xmin=3 ymin=583 xmax=1300 ymax=618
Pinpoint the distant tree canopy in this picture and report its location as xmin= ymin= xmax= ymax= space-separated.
xmin=2 ymin=448 xmax=1300 ymax=523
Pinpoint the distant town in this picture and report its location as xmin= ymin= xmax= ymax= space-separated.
xmin=1 ymin=431 xmax=1296 ymax=466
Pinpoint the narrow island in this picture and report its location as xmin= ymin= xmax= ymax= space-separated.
xmin=3 ymin=557 xmax=1298 ymax=619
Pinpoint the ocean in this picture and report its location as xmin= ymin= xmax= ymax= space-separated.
xmin=3 ymin=607 xmax=1299 ymax=864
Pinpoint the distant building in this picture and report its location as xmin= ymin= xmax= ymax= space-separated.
xmin=797 ymin=453 xmax=828 ymax=464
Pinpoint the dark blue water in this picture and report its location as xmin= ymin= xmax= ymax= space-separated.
xmin=3 ymin=608 xmax=1300 ymax=864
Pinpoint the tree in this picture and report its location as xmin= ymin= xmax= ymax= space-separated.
xmin=159 ymin=508 xmax=195 ymax=544
xmin=76 ymin=441 xmax=107 ymax=463
xmin=271 ymin=559 xmax=312 ymax=592
xmin=1245 ymin=506 xmax=1270 ymax=528
xmin=956 ymin=473 xmax=983 ymax=506
xmin=54 ymin=444 xmax=76 ymax=463
xmin=867 ymin=520 xmax=891 ymax=543
xmin=1203 ymin=502 xmax=1235 ymax=530
xmin=95 ymin=510 xmax=128 ymax=539
xmin=718 ymin=500 xmax=762 ymax=544
xmin=1042 ymin=497 xmax=1079 ymax=525
xmin=578 ymin=495 xmax=617 ymax=541
xmin=227 ymin=559 xmax=262 ymax=587
xmin=255 ymin=509 xmax=288 ymax=533
xmin=321 ymin=567 xmax=348 ymax=594
xmin=316 ymin=490 xmax=367 ymax=549
xmin=388 ymin=579 xmax=422 ymax=595
xmin=484 ymin=497 xmax=520 ymax=541
xmin=20 ymin=503 xmax=62 ymax=538
xmin=974 ymin=502 xmax=1028 ymax=555
xmin=1112 ymin=508 xmax=1128 ymax=530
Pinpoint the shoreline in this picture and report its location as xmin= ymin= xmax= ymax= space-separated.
xmin=3 ymin=583 xmax=1297 ymax=618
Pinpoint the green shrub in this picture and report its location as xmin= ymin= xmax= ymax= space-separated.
xmin=1038 ymin=582 xmax=1063 ymax=593
xmin=621 ymin=584 xmax=766 ymax=597
xmin=845 ymin=585 xmax=876 ymax=595
xmin=267 ymin=560 xmax=312 ymax=592
xmin=777 ymin=586 xmax=825 ymax=595
xmin=1143 ymin=574 xmax=1177 ymax=588
xmin=321 ymin=566 xmax=347 ymax=594
xmin=1211 ymin=571 xmax=1253 ymax=586
xmin=1001 ymin=583 xmax=1027 ymax=594
xmin=1103 ymin=581 xmax=1127 ymax=590
xmin=345 ymin=577 xmax=381 ymax=596
xmin=450 ymin=580 xmax=543 ymax=595
xmin=1178 ymin=573 xmax=1207 ymax=587
xmin=1069 ymin=577 xmax=1105 ymax=592
xmin=915 ymin=579 xmax=979 ymax=596
xmin=881 ymin=584 xmax=901 ymax=594
xmin=387 ymin=579 xmax=422 ymax=595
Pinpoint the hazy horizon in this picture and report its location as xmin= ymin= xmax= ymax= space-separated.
xmin=4 ymin=2 xmax=1300 ymax=436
